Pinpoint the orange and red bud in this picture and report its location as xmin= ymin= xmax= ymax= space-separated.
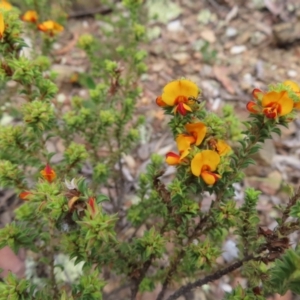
xmin=40 ymin=164 xmax=56 ymax=183
xmin=19 ymin=191 xmax=31 ymax=201
xmin=156 ymin=96 xmax=167 ymax=107
xmin=166 ymin=152 xmax=181 ymax=165
xmin=246 ymin=101 xmax=259 ymax=114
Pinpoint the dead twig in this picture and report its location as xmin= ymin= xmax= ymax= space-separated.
xmin=165 ymin=253 xmax=259 ymax=300
xmin=68 ymin=7 xmax=112 ymax=19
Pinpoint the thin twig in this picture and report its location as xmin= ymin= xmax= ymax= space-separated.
xmin=156 ymin=215 xmax=211 ymax=300
xmin=130 ymin=256 xmax=154 ymax=300
xmin=166 ymin=254 xmax=257 ymax=300
xmin=49 ymin=222 xmax=59 ymax=299
xmin=68 ymin=7 xmax=113 ymax=19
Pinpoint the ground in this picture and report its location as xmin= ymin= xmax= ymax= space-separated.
xmin=1 ymin=0 xmax=300 ymax=299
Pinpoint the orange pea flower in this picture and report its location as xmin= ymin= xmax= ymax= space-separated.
xmin=175 ymin=122 xmax=207 ymax=159
xmin=22 ymin=10 xmax=38 ymax=23
xmin=0 ymin=12 xmax=4 ymax=38
xmin=40 ymin=164 xmax=56 ymax=183
xmin=191 ymin=150 xmax=221 ymax=185
xmin=166 ymin=152 xmax=182 ymax=165
xmin=247 ymin=89 xmax=294 ymax=119
xmin=185 ymin=122 xmax=207 ymax=145
xmin=208 ymin=139 xmax=231 ymax=156
xmin=38 ymin=20 xmax=64 ymax=36
xmin=261 ymin=91 xmax=293 ymax=119
xmin=161 ymin=79 xmax=199 ymax=115
xmin=19 ymin=191 xmax=31 ymax=201
xmin=282 ymin=80 xmax=300 ymax=109
xmin=176 ymin=134 xmax=196 ymax=159
xmin=216 ymin=140 xmax=231 ymax=156
xmin=0 ymin=0 xmax=12 ymax=10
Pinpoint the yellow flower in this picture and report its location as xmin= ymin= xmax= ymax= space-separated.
xmin=216 ymin=140 xmax=231 ymax=156
xmin=261 ymin=91 xmax=293 ymax=119
xmin=191 ymin=150 xmax=221 ymax=185
xmin=0 ymin=12 xmax=4 ymax=38
xmin=283 ymin=80 xmax=300 ymax=109
xmin=22 ymin=10 xmax=38 ymax=23
xmin=38 ymin=20 xmax=64 ymax=36
xmin=0 ymin=0 xmax=12 ymax=10
xmin=247 ymin=86 xmax=296 ymax=118
xmin=161 ymin=79 xmax=199 ymax=115
xmin=175 ymin=122 xmax=207 ymax=159
xmin=176 ymin=134 xmax=196 ymax=159
xmin=208 ymin=138 xmax=231 ymax=156
xmin=185 ymin=122 xmax=207 ymax=146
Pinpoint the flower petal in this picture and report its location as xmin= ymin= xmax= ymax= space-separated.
xmin=282 ymin=80 xmax=300 ymax=109
xmin=216 ymin=140 xmax=231 ymax=156
xmin=0 ymin=1 xmax=12 ymax=10
xmin=38 ymin=20 xmax=64 ymax=36
xmin=176 ymin=102 xmax=187 ymax=115
xmin=166 ymin=152 xmax=181 ymax=165
xmin=200 ymin=150 xmax=220 ymax=171
xmin=162 ymin=79 xmax=199 ymax=106
xmin=22 ymin=10 xmax=38 ymax=23
xmin=246 ymin=101 xmax=259 ymax=114
xmin=182 ymin=103 xmax=192 ymax=112
xmin=176 ymin=134 xmax=195 ymax=159
xmin=0 ymin=12 xmax=4 ymax=38
xmin=156 ymin=95 xmax=167 ymax=107
xmin=283 ymin=80 xmax=300 ymax=92
xmin=191 ymin=153 xmax=203 ymax=177
xmin=252 ymin=88 xmax=264 ymax=100
xmin=185 ymin=122 xmax=207 ymax=146
xmin=262 ymin=91 xmax=294 ymax=116
xmin=201 ymin=171 xmax=221 ymax=185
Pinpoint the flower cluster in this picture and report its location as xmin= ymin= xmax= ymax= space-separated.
xmin=156 ymin=79 xmax=232 ymax=185
xmin=246 ymin=80 xmax=300 ymax=120
xmin=0 ymin=1 xmax=63 ymax=39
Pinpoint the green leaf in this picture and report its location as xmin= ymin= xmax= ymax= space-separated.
xmin=96 ymin=194 xmax=109 ymax=203
xmin=271 ymin=127 xmax=281 ymax=136
xmin=248 ymin=145 xmax=262 ymax=155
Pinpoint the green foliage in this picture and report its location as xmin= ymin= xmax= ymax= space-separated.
xmin=236 ymin=188 xmax=262 ymax=253
xmin=135 ymin=227 xmax=165 ymax=260
xmin=270 ymin=249 xmax=300 ymax=295
xmin=0 ymin=273 xmax=32 ymax=300
xmin=224 ymin=284 xmax=265 ymax=300
xmin=71 ymin=270 xmax=105 ymax=300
